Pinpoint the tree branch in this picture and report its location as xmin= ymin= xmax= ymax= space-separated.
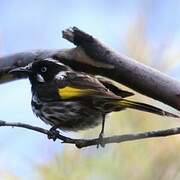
xmin=61 ymin=27 xmax=180 ymax=111
xmin=0 ymin=27 xmax=180 ymax=111
xmin=0 ymin=120 xmax=180 ymax=148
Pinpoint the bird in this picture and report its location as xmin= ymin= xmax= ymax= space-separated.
xmin=10 ymin=58 xmax=179 ymax=146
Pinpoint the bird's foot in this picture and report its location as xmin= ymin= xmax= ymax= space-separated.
xmin=47 ymin=126 xmax=60 ymax=141
xmin=97 ymin=132 xmax=105 ymax=148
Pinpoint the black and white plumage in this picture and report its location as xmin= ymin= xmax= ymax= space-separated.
xmin=10 ymin=58 xmax=179 ymax=144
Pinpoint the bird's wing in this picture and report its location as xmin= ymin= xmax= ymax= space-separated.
xmin=55 ymin=71 xmax=120 ymax=100
xmin=97 ymin=77 xmax=134 ymax=98
xmin=54 ymin=71 xmax=179 ymax=118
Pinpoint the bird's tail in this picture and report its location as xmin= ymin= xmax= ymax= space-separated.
xmin=118 ymin=99 xmax=179 ymax=118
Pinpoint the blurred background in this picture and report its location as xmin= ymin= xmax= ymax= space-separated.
xmin=0 ymin=0 xmax=180 ymax=179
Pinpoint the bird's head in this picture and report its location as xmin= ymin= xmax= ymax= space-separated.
xmin=9 ymin=58 xmax=71 ymax=84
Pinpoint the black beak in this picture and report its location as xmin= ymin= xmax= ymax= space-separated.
xmin=9 ymin=66 xmax=32 ymax=75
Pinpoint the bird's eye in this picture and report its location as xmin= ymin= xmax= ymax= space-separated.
xmin=41 ymin=67 xmax=47 ymax=73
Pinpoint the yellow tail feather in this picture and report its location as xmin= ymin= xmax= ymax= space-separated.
xmin=118 ymin=99 xmax=179 ymax=118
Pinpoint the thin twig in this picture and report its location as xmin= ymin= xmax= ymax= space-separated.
xmin=0 ymin=120 xmax=180 ymax=149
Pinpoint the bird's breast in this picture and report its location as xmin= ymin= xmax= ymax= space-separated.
xmin=31 ymin=96 xmax=103 ymax=131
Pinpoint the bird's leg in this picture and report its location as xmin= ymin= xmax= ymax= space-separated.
xmin=47 ymin=125 xmax=60 ymax=141
xmin=97 ymin=114 xmax=106 ymax=148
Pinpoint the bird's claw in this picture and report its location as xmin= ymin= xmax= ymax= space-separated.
xmin=47 ymin=127 xmax=60 ymax=141
xmin=97 ymin=132 xmax=105 ymax=148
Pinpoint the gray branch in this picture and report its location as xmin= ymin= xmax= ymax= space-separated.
xmin=0 ymin=119 xmax=180 ymax=148
xmin=0 ymin=27 xmax=180 ymax=111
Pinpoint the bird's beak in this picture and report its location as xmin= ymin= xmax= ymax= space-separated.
xmin=9 ymin=65 xmax=32 ymax=75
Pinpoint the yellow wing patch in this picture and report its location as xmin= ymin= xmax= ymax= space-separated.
xmin=58 ymin=86 xmax=94 ymax=99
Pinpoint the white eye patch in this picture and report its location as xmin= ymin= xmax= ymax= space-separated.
xmin=36 ymin=74 xmax=45 ymax=82
xmin=55 ymin=71 xmax=67 ymax=80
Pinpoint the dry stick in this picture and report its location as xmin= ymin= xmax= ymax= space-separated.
xmin=0 ymin=120 xmax=180 ymax=148
xmin=61 ymin=27 xmax=180 ymax=111
xmin=0 ymin=27 xmax=180 ymax=110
